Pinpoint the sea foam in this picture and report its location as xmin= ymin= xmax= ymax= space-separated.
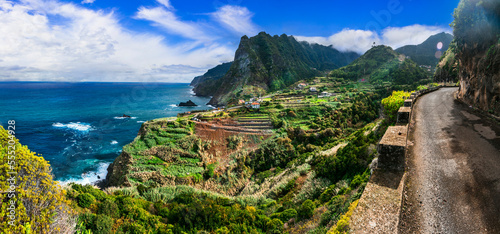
xmin=59 ymin=161 xmax=110 ymax=185
xmin=114 ymin=116 xmax=137 ymax=119
xmin=52 ymin=122 xmax=93 ymax=132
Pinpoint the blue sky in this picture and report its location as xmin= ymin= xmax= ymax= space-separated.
xmin=0 ymin=0 xmax=458 ymax=82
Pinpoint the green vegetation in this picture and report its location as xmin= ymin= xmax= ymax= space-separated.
xmin=445 ymin=0 xmax=500 ymax=114
xmin=381 ymin=90 xmax=412 ymax=122
xmin=434 ymin=41 xmax=459 ymax=83
xmin=329 ymin=45 xmax=428 ymax=86
xmin=76 ymin=193 xmax=96 ymax=208
xmin=206 ymin=32 xmax=360 ymax=105
xmin=0 ymin=126 xmax=75 ymax=233
xmin=395 ymin=32 xmax=453 ymax=66
xmin=327 ymin=199 xmax=359 ymax=234
xmin=190 ymin=62 xmax=233 ymax=97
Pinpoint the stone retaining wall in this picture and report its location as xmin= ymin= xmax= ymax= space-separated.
xmin=349 ymin=85 xmax=444 ymax=233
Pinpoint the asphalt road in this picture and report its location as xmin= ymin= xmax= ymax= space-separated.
xmin=399 ymin=87 xmax=500 ymax=233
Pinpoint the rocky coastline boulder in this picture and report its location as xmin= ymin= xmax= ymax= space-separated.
xmin=178 ymin=100 xmax=198 ymax=106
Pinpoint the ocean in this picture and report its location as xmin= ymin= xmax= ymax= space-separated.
xmin=0 ymin=82 xmax=212 ymax=184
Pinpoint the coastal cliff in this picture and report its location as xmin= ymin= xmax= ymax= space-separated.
xmin=190 ymin=62 xmax=233 ymax=97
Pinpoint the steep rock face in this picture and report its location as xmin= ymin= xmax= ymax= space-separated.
xmin=105 ymin=122 xmax=150 ymax=187
xmin=106 ymin=150 xmax=133 ymax=187
xmin=453 ymin=0 xmax=500 ymax=115
xmin=205 ymin=32 xmax=360 ymax=106
xmin=396 ymin=32 xmax=453 ymax=66
xmin=190 ymin=62 xmax=232 ymax=97
xmin=457 ymin=42 xmax=500 ymax=114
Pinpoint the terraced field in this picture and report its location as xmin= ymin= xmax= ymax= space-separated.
xmin=234 ymin=114 xmax=273 ymax=130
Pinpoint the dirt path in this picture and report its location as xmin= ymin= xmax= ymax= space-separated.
xmin=399 ymin=88 xmax=500 ymax=233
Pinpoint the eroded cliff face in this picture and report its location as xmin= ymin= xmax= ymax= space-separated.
xmin=457 ymin=42 xmax=500 ymax=114
xmin=106 ymin=150 xmax=134 ymax=187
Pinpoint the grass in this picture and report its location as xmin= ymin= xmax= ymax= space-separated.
xmin=163 ymin=164 xmax=204 ymax=177
xmin=146 ymin=157 xmax=165 ymax=165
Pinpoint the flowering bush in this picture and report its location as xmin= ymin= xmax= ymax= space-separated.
xmin=381 ymin=90 xmax=412 ymax=122
xmin=0 ymin=126 xmax=75 ymax=233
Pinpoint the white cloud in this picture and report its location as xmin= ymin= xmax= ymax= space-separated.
xmin=0 ymin=0 xmax=234 ymax=82
xmin=212 ymin=5 xmax=258 ymax=36
xmin=380 ymin=25 xmax=448 ymax=49
xmin=156 ymin=0 xmax=173 ymax=10
xmin=295 ymin=24 xmax=452 ymax=54
xmin=81 ymin=0 xmax=95 ymax=4
xmin=135 ymin=6 xmax=213 ymax=42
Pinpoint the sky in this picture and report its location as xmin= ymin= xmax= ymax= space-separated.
xmin=0 ymin=0 xmax=458 ymax=83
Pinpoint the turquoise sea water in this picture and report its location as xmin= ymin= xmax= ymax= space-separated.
xmin=0 ymin=82 xmax=212 ymax=184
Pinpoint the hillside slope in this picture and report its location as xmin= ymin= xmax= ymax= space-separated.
xmin=329 ymin=45 xmax=428 ymax=85
xmin=203 ymin=32 xmax=359 ymax=106
xmin=190 ymin=62 xmax=233 ymax=97
xmin=433 ymin=41 xmax=459 ymax=83
xmin=396 ymin=32 xmax=453 ymax=66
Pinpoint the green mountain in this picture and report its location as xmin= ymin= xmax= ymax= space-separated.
xmin=190 ymin=62 xmax=233 ymax=96
xmin=395 ymin=32 xmax=453 ymax=66
xmin=329 ymin=45 xmax=428 ymax=85
xmin=200 ymin=32 xmax=359 ymax=106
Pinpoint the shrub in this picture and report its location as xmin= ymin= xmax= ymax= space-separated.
xmin=77 ymin=193 xmax=96 ymax=208
xmin=0 ymin=126 xmax=75 ymax=233
xmin=204 ymin=163 xmax=216 ymax=179
xmin=227 ymin=135 xmax=244 ymax=150
xmin=98 ymin=198 xmax=120 ymax=218
xmin=137 ymin=184 xmax=148 ymax=196
xmin=143 ymin=190 xmax=165 ymax=203
xmin=90 ymin=188 xmax=107 ymax=201
xmin=417 ymin=85 xmax=427 ymax=91
xmin=78 ymin=213 xmax=96 ymax=229
xmin=94 ymin=214 xmax=113 ymax=234
xmin=266 ymin=218 xmax=284 ymax=234
xmin=327 ymin=199 xmax=359 ymax=234
xmin=381 ymin=90 xmax=412 ymax=122
xmin=280 ymin=208 xmax=297 ymax=222
xmin=319 ymin=185 xmax=336 ymax=203
xmin=298 ymin=199 xmax=316 ymax=220
xmin=120 ymin=223 xmax=146 ymax=234
xmin=154 ymin=202 xmax=169 ymax=218
xmin=350 ymin=171 xmax=370 ymax=188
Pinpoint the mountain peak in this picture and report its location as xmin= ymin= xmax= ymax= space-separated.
xmin=191 ymin=31 xmax=360 ymax=106
xmin=395 ymin=32 xmax=453 ymax=66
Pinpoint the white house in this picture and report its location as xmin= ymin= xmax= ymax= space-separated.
xmin=251 ymin=102 xmax=260 ymax=109
xmin=318 ymin=91 xmax=330 ymax=98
